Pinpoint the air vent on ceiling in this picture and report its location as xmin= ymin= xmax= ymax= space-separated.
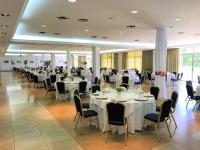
xmin=57 ymin=16 xmax=69 ymax=20
xmin=127 ymin=25 xmax=136 ymax=29
xmin=91 ymin=36 xmax=97 ymax=38
xmin=78 ymin=18 xmax=88 ymax=22
xmin=53 ymin=33 xmax=61 ymax=35
xmin=39 ymin=31 xmax=46 ymax=34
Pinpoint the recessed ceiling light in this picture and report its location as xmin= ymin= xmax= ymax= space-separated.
xmin=1 ymin=13 xmax=10 ymax=17
xmin=194 ymin=33 xmax=200 ymax=36
xmin=108 ymin=17 xmax=114 ymax=20
xmin=131 ymin=10 xmax=138 ymax=14
xmin=174 ymin=18 xmax=182 ymax=21
xmin=119 ymin=32 xmax=123 ymax=35
xmin=0 ymin=25 xmax=8 ymax=28
xmin=40 ymin=24 xmax=47 ymax=28
xmin=169 ymin=26 xmax=174 ymax=29
xmin=78 ymin=18 xmax=88 ymax=22
xmin=68 ymin=0 xmax=76 ymax=3
xmin=101 ymin=36 xmax=108 ymax=39
xmin=85 ymin=29 xmax=89 ymax=32
xmin=177 ymin=32 xmax=185 ymax=34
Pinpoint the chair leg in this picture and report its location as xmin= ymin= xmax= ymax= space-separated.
xmin=75 ymin=116 xmax=80 ymax=131
xmin=165 ymin=120 xmax=172 ymax=138
xmin=193 ymin=101 xmax=198 ymax=111
xmin=186 ymin=98 xmax=191 ymax=108
xmin=155 ymin=124 xmax=160 ymax=142
xmin=96 ymin=116 xmax=99 ymax=129
xmin=74 ymin=113 xmax=78 ymax=122
xmin=142 ymin=119 xmax=145 ymax=134
xmin=125 ymin=123 xmax=128 ymax=146
xmin=171 ymin=113 xmax=177 ymax=129
xmin=106 ymin=125 xmax=109 ymax=144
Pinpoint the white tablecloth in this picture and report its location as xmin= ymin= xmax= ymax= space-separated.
xmin=90 ymin=89 xmax=156 ymax=134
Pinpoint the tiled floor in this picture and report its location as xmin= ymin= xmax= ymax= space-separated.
xmin=0 ymin=72 xmax=200 ymax=150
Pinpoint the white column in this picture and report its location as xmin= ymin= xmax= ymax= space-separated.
xmin=67 ymin=50 xmax=71 ymax=76
xmin=118 ymin=52 xmax=123 ymax=70
xmin=71 ymin=55 xmax=74 ymax=67
xmin=155 ymin=28 xmax=167 ymax=99
xmin=92 ymin=46 xmax=100 ymax=77
xmin=153 ymin=50 xmax=156 ymax=73
xmin=51 ymin=53 xmax=56 ymax=74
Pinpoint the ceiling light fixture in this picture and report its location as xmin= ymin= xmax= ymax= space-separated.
xmin=85 ymin=29 xmax=89 ymax=32
xmin=40 ymin=24 xmax=47 ymax=28
xmin=102 ymin=37 xmax=108 ymax=39
xmin=194 ymin=33 xmax=200 ymax=36
xmin=1 ymin=13 xmax=10 ymax=16
xmin=68 ymin=0 xmax=76 ymax=3
xmin=169 ymin=26 xmax=174 ymax=29
xmin=1 ymin=31 xmax=6 ymax=34
xmin=0 ymin=25 xmax=8 ymax=28
xmin=108 ymin=17 xmax=114 ymax=20
xmin=174 ymin=18 xmax=182 ymax=21
xmin=131 ymin=10 xmax=138 ymax=14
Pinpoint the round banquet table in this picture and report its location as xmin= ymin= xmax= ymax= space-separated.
xmin=90 ymin=89 xmax=156 ymax=134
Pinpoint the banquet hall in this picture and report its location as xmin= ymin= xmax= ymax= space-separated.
xmin=1 ymin=0 xmax=200 ymax=150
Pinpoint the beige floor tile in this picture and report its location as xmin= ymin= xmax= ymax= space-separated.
xmin=152 ymin=143 xmax=187 ymax=150
xmin=13 ymin=125 xmax=40 ymax=140
xmin=191 ymin=131 xmax=200 ymax=140
xmin=15 ymin=135 xmax=47 ymax=150
xmin=0 ymin=142 xmax=15 ymax=150
xmin=49 ymin=139 xmax=83 ymax=150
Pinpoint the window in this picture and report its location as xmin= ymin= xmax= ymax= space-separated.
xmin=126 ymin=51 xmax=142 ymax=72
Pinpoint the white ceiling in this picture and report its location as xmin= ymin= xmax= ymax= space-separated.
xmin=0 ymin=0 xmax=28 ymax=54
xmin=3 ymin=0 xmax=200 ymax=53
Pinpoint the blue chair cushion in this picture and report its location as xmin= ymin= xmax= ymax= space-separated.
xmin=83 ymin=110 xmax=98 ymax=118
xmin=82 ymin=103 xmax=90 ymax=109
xmin=144 ymin=113 xmax=159 ymax=122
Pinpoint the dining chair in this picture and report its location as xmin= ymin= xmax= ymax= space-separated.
xmin=106 ymin=102 xmax=128 ymax=145
xmin=56 ymin=81 xmax=69 ymax=100
xmin=120 ymin=76 xmax=129 ymax=89
xmin=94 ymin=77 xmax=99 ymax=84
xmin=33 ymin=75 xmax=43 ymax=88
xmin=79 ymin=81 xmax=88 ymax=97
xmin=43 ymin=80 xmax=56 ymax=96
xmin=73 ymin=89 xmax=90 ymax=121
xmin=50 ymin=74 xmax=57 ymax=84
xmin=91 ymin=85 xmax=101 ymax=93
xmin=150 ymin=86 xmax=159 ymax=100
xmin=143 ymin=99 xmax=172 ymax=141
xmin=156 ymin=91 xmax=178 ymax=128
xmin=74 ymin=95 xmax=98 ymax=133
xmin=186 ymin=84 xmax=200 ymax=110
